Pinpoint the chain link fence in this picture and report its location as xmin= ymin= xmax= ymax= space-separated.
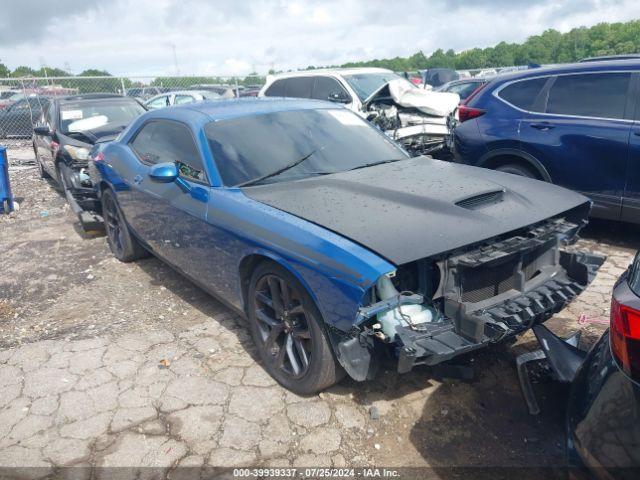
xmin=0 ymin=75 xmax=266 ymax=161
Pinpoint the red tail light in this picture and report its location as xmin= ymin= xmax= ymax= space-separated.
xmin=51 ymin=141 xmax=60 ymax=156
xmin=92 ymin=152 xmax=105 ymax=162
xmin=610 ymin=297 xmax=640 ymax=380
xmin=457 ymin=105 xmax=486 ymax=123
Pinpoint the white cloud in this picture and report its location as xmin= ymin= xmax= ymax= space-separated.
xmin=0 ymin=0 xmax=638 ymax=76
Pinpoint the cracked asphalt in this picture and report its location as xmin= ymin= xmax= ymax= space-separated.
xmin=1 ymin=155 xmax=639 ymax=478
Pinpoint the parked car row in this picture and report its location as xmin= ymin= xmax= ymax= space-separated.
xmin=125 ymin=84 xmax=263 ymax=102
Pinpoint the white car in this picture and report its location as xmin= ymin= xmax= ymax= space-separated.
xmin=259 ymin=68 xmax=459 ymax=156
xmin=144 ymin=90 xmax=219 ymax=110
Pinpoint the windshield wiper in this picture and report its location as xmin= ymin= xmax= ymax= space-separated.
xmin=347 ymin=158 xmax=405 ymax=172
xmin=237 ymin=149 xmax=317 ymax=187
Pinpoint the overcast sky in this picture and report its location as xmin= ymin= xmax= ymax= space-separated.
xmin=1 ymin=0 xmax=640 ymax=77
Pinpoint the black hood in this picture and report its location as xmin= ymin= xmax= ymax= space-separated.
xmin=243 ymin=157 xmax=590 ymax=266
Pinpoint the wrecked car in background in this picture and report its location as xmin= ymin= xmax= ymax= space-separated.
xmin=259 ymin=67 xmax=459 ymax=157
xmin=33 ymin=93 xmax=146 ymax=227
xmin=90 ymin=98 xmax=603 ymax=394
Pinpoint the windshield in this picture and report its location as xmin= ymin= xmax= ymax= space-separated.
xmin=343 ymin=72 xmax=414 ymax=101
xmin=59 ymin=99 xmax=145 ymax=133
xmin=205 ymin=108 xmax=408 ymax=187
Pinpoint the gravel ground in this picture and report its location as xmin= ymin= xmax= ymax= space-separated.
xmin=1 ymin=153 xmax=639 ymax=478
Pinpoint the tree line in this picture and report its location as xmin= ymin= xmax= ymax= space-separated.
xmin=310 ymin=20 xmax=640 ymax=71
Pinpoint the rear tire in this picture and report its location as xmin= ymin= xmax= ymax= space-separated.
xmin=247 ymin=261 xmax=345 ymax=394
xmin=101 ymin=188 xmax=149 ymax=262
xmin=495 ymin=163 xmax=538 ymax=179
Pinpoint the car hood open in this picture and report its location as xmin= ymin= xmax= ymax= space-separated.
xmin=243 ymin=157 xmax=591 ymax=266
xmin=363 ymin=79 xmax=460 ymax=117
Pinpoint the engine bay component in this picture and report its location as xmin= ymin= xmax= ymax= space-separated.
xmin=363 ymin=79 xmax=459 ymax=157
xmin=375 ymin=274 xmax=438 ymax=338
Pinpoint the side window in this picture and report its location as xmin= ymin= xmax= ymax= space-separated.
xmin=264 ymin=79 xmax=285 ymax=97
xmin=546 ymin=73 xmax=631 ymax=119
xmin=312 ymin=77 xmax=350 ymax=102
xmin=130 ymin=121 xmax=207 ymax=183
xmin=497 ymin=77 xmax=548 ymax=111
xmin=147 ymin=96 xmax=169 ymax=109
xmin=284 ymin=77 xmax=313 ymax=98
xmin=174 ymin=95 xmax=195 ymax=105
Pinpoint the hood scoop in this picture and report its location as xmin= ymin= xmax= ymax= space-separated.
xmin=455 ymin=190 xmax=505 ymax=210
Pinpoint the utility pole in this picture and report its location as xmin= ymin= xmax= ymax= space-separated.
xmin=171 ymin=44 xmax=180 ymax=76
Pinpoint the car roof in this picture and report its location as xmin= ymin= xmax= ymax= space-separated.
xmin=489 ymin=59 xmax=640 ymax=84
xmin=56 ymin=93 xmax=131 ymax=104
xmin=146 ymin=90 xmax=212 ymax=99
xmin=139 ymin=97 xmax=340 ymax=125
xmin=269 ymin=67 xmax=393 ymax=79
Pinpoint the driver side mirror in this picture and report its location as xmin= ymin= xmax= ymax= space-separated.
xmin=149 ymin=162 xmax=178 ymax=183
xmin=328 ymin=92 xmax=350 ymax=104
xmin=33 ymin=126 xmax=51 ymax=136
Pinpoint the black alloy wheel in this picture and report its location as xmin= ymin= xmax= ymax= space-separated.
xmin=247 ymin=262 xmax=344 ymax=394
xmin=103 ymin=191 xmax=125 ymax=258
xmin=100 ymin=189 xmax=148 ymax=262
xmin=254 ymin=273 xmax=313 ymax=379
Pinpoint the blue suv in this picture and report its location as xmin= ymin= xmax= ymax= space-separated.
xmin=452 ymin=60 xmax=640 ymax=224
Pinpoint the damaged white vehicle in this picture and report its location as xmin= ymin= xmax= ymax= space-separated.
xmin=259 ymin=67 xmax=459 ymax=156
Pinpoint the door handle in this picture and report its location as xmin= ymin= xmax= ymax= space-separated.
xmin=530 ymin=122 xmax=555 ymax=131
xmin=633 ymin=130 xmax=640 ymax=136
xmin=133 ymin=174 xmax=143 ymax=185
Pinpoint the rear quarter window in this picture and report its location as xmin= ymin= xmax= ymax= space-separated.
xmin=546 ymin=72 xmax=631 ymax=119
xmin=497 ymin=77 xmax=548 ymax=111
xmin=284 ymin=77 xmax=313 ymax=99
xmin=264 ymin=79 xmax=285 ymax=97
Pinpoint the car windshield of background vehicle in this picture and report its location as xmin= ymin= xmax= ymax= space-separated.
xmin=205 ymin=108 xmax=408 ymax=186
xmin=60 ymin=99 xmax=146 ymax=134
xmin=447 ymin=82 xmax=483 ymax=99
xmin=343 ymin=72 xmax=413 ymax=101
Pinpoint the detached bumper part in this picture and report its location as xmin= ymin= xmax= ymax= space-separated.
xmin=59 ymin=162 xmax=103 ymax=230
xmin=517 ymin=325 xmax=586 ymax=415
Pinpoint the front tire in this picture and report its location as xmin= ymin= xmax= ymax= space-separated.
xmin=247 ymin=262 xmax=344 ymax=394
xmin=101 ymin=188 xmax=148 ymax=262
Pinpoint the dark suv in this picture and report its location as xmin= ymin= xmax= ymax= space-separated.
xmin=452 ymin=60 xmax=640 ymax=224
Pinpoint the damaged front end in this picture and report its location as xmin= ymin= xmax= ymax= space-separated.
xmin=333 ymin=217 xmax=605 ymax=381
xmin=363 ymin=79 xmax=459 ymax=157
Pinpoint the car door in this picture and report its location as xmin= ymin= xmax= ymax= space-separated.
xmin=519 ymin=71 xmax=633 ymax=221
xmin=121 ymin=119 xmax=210 ymax=272
xmin=35 ymin=102 xmax=57 ymax=176
xmin=624 ymin=73 xmax=640 ymax=223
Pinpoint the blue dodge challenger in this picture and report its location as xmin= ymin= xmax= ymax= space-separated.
xmin=90 ymin=98 xmax=604 ymax=394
